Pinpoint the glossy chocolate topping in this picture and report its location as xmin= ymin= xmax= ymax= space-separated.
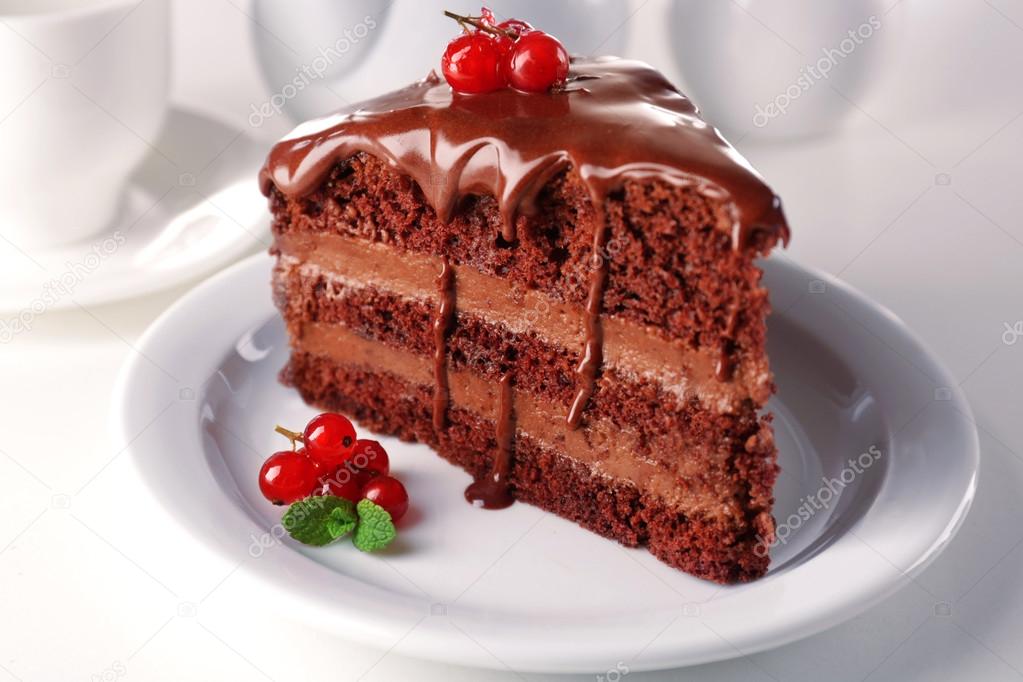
xmin=259 ymin=56 xmax=789 ymax=249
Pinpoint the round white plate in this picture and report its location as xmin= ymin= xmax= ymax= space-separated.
xmin=113 ymin=251 xmax=979 ymax=673
xmin=0 ymin=108 xmax=269 ymax=312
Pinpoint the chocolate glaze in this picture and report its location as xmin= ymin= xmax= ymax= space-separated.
xmin=262 ymin=56 xmax=789 ymax=482
xmin=465 ymin=373 xmax=516 ymax=509
xmin=432 ymin=257 xmax=456 ymax=430
xmin=259 ymin=57 xmax=789 ymax=250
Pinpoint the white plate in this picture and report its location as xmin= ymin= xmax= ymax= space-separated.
xmin=0 ymin=108 xmax=269 ymax=312
xmin=112 ymin=251 xmax=979 ymax=673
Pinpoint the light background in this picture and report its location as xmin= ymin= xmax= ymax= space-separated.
xmin=1 ymin=0 xmax=1022 ymax=680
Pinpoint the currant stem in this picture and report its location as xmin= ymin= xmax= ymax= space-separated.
xmin=442 ymin=10 xmax=516 ymax=39
xmin=274 ymin=425 xmax=304 ymax=450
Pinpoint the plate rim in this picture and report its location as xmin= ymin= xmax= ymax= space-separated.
xmin=111 ymin=250 xmax=980 ymax=673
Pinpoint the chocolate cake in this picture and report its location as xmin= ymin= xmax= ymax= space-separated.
xmin=260 ymin=57 xmax=790 ymax=583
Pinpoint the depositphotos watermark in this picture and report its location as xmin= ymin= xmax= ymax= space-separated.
xmin=595 ymin=662 xmax=630 ymax=682
xmin=753 ymin=15 xmax=882 ymax=128
xmin=1002 ymin=320 xmax=1022 ymax=345
xmin=0 ymin=231 xmax=125 ymax=344
xmin=248 ymin=493 xmax=326 ymax=558
xmin=249 ymin=15 xmax=378 ymax=128
xmin=755 ymin=444 xmax=883 ymax=557
xmin=88 ymin=660 xmax=126 ymax=682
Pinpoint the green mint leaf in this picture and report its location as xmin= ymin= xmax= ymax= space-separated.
xmin=353 ymin=499 xmax=397 ymax=552
xmin=282 ymin=495 xmax=357 ymax=546
xmin=325 ymin=505 xmax=357 ymax=539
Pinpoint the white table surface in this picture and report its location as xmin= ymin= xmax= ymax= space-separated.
xmin=2 ymin=1 xmax=1022 ymax=680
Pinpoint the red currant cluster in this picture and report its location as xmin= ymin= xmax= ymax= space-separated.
xmin=258 ymin=412 xmax=409 ymax=522
xmin=441 ymin=7 xmax=569 ymax=94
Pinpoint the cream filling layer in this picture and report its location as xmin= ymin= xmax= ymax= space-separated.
xmin=276 ymin=232 xmax=771 ymax=412
xmin=298 ymin=322 xmax=744 ymax=520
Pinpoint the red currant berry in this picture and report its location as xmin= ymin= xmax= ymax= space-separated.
xmin=303 ymin=413 xmax=357 ymax=468
xmin=479 ymin=6 xmax=496 ymax=25
xmin=442 ymin=32 xmax=506 ymax=94
xmin=258 ymin=450 xmax=320 ymax=505
xmin=496 ymin=18 xmax=533 ymax=37
xmin=316 ymin=465 xmax=363 ymax=502
xmin=298 ymin=447 xmax=321 ymax=473
xmin=493 ymin=33 xmax=515 ymax=60
xmin=504 ymin=31 xmax=569 ymax=93
xmin=348 ymin=439 xmax=390 ymax=478
xmin=361 ymin=475 xmax=409 ymax=522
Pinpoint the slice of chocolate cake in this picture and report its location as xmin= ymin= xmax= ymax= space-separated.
xmin=260 ymin=57 xmax=789 ymax=583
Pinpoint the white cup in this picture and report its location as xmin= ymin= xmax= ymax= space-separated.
xmin=0 ymin=0 xmax=169 ymax=250
xmin=668 ymin=0 xmax=899 ymax=140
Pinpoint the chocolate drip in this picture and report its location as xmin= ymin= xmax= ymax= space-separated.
xmin=465 ymin=373 xmax=515 ymax=509
xmin=432 ymin=258 xmax=456 ymax=430
xmin=567 ymin=207 xmax=609 ymax=429
xmin=715 ymin=306 xmax=740 ymax=381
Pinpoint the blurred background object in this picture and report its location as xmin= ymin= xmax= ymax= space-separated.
xmin=669 ymin=0 xmax=901 ymax=139
xmin=250 ymin=0 xmax=395 ymax=121
xmin=0 ymin=0 xmax=169 ymax=249
xmin=0 ymin=0 xmax=270 ymax=310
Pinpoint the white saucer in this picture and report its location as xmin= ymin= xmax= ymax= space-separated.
xmin=0 ymin=108 xmax=269 ymax=312
xmin=112 ymin=251 xmax=979 ymax=673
